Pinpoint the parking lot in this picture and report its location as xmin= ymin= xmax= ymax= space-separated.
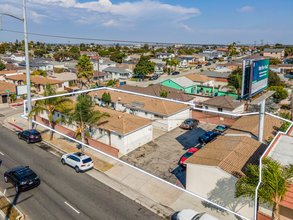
xmin=120 ymin=122 xmax=217 ymax=187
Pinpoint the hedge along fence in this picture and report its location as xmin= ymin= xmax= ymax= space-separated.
xmin=35 ymin=116 xmax=119 ymax=158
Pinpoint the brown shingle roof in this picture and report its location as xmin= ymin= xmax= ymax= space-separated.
xmin=118 ymin=84 xmax=194 ymax=102
xmin=202 ymin=96 xmax=244 ymax=110
xmin=185 ymin=136 xmax=267 ymax=178
xmin=0 ymin=70 xmax=17 ymax=76
xmin=184 ymin=73 xmax=214 ymax=83
xmin=93 ymin=71 xmax=110 ymax=78
xmin=0 ymin=81 xmax=16 ymax=94
xmin=4 ymin=74 xmax=63 ymax=85
xmin=225 ymin=115 xmax=282 ymax=142
xmin=88 ymin=89 xmax=190 ymax=116
xmin=94 ymin=106 xmax=153 ymax=135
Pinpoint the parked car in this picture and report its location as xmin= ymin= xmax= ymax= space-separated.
xmin=4 ymin=166 xmax=41 ymax=193
xmin=198 ymin=131 xmax=220 ymax=144
xmin=174 ymin=209 xmax=219 ymax=220
xmin=213 ymin=60 xmax=216 ymax=63
xmin=18 ymin=129 xmax=42 ymax=144
xmin=172 ymin=71 xmax=180 ymax=75
xmin=179 ymin=148 xmax=199 ymax=167
xmin=61 ymin=152 xmax=94 ymax=173
xmin=208 ymin=59 xmax=213 ymax=61
xmin=205 ymin=62 xmax=211 ymax=66
xmin=196 ymin=64 xmax=202 ymax=69
xmin=149 ymin=75 xmax=159 ymax=80
xmin=213 ymin=124 xmax=230 ymax=133
xmin=180 ymin=119 xmax=199 ymax=130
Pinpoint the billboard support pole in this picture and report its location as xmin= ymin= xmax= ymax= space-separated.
xmin=258 ymin=100 xmax=265 ymax=142
xmin=241 ymin=60 xmax=246 ymax=98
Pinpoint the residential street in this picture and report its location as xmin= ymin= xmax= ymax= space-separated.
xmin=0 ymin=123 xmax=163 ymax=220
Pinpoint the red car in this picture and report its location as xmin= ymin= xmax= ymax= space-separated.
xmin=179 ymin=148 xmax=199 ymax=167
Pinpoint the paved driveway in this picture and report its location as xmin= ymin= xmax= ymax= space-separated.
xmin=121 ymin=122 xmax=217 ymax=186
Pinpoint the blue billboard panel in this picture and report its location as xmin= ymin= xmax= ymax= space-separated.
xmin=250 ymin=59 xmax=269 ymax=97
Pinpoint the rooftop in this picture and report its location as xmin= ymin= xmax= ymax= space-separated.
xmin=184 ymin=73 xmax=214 ymax=83
xmin=0 ymin=70 xmax=18 ymax=76
xmin=196 ymin=70 xmax=230 ymax=79
xmin=161 ymin=77 xmax=195 ymax=88
xmin=185 ymin=135 xmax=267 ymax=178
xmin=0 ymin=81 xmax=16 ymax=94
xmin=88 ymin=89 xmax=190 ymax=116
xmin=5 ymin=74 xmax=63 ymax=85
xmin=50 ymin=72 xmax=77 ymax=81
xmin=94 ymin=106 xmax=153 ymax=135
xmin=202 ymin=96 xmax=244 ymax=110
xmin=225 ymin=115 xmax=282 ymax=142
xmin=263 ymin=48 xmax=285 ymax=53
xmin=118 ymin=84 xmax=194 ymax=102
xmin=103 ymin=67 xmax=132 ymax=74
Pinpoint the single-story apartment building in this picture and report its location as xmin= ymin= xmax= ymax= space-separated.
xmin=88 ymin=89 xmax=191 ymax=132
xmin=184 ymin=73 xmax=214 ymax=87
xmin=103 ymin=67 xmax=133 ymax=80
xmin=50 ymin=72 xmax=78 ymax=87
xmin=156 ymin=53 xmax=175 ymax=59
xmin=158 ymin=77 xmax=196 ymax=94
xmin=185 ymin=135 xmax=267 ymax=219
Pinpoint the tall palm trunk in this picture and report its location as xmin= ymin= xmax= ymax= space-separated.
xmin=48 ymin=113 xmax=54 ymax=141
xmin=272 ymin=202 xmax=278 ymax=220
xmin=80 ymin=127 xmax=85 ymax=153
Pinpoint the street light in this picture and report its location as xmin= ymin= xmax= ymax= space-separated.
xmin=0 ymin=0 xmax=32 ymax=129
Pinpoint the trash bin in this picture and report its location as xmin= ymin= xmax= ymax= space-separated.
xmin=139 ymin=78 xmax=141 ymax=82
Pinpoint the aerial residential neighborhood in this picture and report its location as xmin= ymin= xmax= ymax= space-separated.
xmin=1 ymin=1 xmax=293 ymax=220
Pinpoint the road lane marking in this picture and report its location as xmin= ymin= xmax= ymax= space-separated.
xmin=64 ymin=202 xmax=80 ymax=214
xmin=10 ymin=107 xmax=17 ymax=110
xmin=4 ymin=189 xmax=6 ymax=195
xmin=0 ymin=152 xmax=4 ymax=156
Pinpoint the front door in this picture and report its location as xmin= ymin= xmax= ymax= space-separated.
xmin=2 ymin=95 xmax=8 ymax=104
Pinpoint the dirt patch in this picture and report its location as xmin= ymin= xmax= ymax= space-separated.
xmin=0 ymin=196 xmax=20 ymax=220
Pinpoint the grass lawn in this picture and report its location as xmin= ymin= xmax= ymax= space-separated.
xmin=179 ymin=69 xmax=184 ymax=71
xmin=188 ymin=66 xmax=196 ymax=68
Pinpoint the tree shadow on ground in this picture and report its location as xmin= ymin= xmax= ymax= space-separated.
xmin=201 ymin=176 xmax=253 ymax=220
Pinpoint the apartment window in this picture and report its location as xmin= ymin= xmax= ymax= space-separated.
xmin=145 ymin=112 xmax=148 ymax=116
xmin=205 ymin=106 xmax=208 ymax=109
xmin=218 ymin=108 xmax=223 ymax=112
xmin=154 ymin=114 xmax=163 ymax=119
xmin=118 ymin=135 xmax=122 ymax=139
xmin=271 ymin=52 xmax=273 ymax=54
xmin=275 ymin=52 xmax=277 ymax=54
xmin=99 ymin=129 xmax=103 ymax=134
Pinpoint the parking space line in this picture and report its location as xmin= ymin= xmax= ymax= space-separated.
xmin=4 ymin=189 xmax=6 ymax=195
xmin=0 ymin=152 xmax=4 ymax=156
xmin=64 ymin=201 xmax=80 ymax=214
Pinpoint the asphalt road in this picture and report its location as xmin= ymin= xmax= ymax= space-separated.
xmin=0 ymin=124 xmax=163 ymax=220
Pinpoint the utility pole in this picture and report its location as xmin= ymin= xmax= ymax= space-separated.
xmin=261 ymin=40 xmax=264 ymax=47
xmin=1 ymin=0 xmax=32 ymax=129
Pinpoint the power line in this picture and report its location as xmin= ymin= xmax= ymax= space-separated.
xmin=1 ymin=28 xmax=226 ymax=46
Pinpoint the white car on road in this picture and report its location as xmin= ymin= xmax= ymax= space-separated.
xmin=175 ymin=209 xmax=219 ymax=220
xmin=61 ymin=152 xmax=94 ymax=173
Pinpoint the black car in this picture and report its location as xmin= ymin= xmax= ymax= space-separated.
xmin=180 ymin=119 xmax=199 ymax=130
xmin=196 ymin=64 xmax=202 ymax=69
xmin=172 ymin=71 xmax=180 ymax=75
xmin=149 ymin=75 xmax=159 ymax=80
xmin=198 ymin=131 xmax=220 ymax=144
xmin=205 ymin=62 xmax=211 ymax=66
xmin=18 ymin=129 xmax=42 ymax=144
xmin=4 ymin=166 xmax=41 ymax=193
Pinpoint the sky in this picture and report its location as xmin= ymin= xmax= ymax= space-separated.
xmin=0 ymin=0 xmax=292 ymax=45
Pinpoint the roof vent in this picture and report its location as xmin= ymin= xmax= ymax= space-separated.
xmin=129 ymin=101 xmax=145 ymax=108
xmin=118 ymin=97 xmax=121 ymax=101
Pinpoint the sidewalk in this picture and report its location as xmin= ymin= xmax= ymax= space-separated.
xmin=3 ymin=113 xmax=244 ymax=220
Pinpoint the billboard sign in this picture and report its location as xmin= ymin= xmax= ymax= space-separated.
xmin=16 ymin=85 xmax=27 ymax=95
xmin=250 ymin=59 xmax=269 ymax=97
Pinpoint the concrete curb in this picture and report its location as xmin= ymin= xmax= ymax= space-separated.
xmin=0 ymin=191 xmax=24 ymax=220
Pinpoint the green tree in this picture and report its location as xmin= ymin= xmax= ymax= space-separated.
xmin=34 ymin=49 xmax=45 ymax=57
xmin=235 ymin=157 xmax=293 ymax=220
xmin=31 ymin=70 xmax=47 ymax=77
xmin=76 ymin=55 xmax=94 ymax=90
xmin=99 ymin=50 xmax=110 ymax=57
xmin=28 ymin=83 xmax=73 ymax=140
xmin=0 ymin=61 xmax=6 ymax=71
xmin=133 ymin=55 xmax=156 ymax=77
xmin=110 ymin=52 xmax=127 ymax=63
xmin=106 ymin=79 xmax=119 ymax=87
xmin=279 ymin=111 xmax=291 ymax=132
xmin=10 ymin=94 xmax=16 ymax=103
xmin=56 ymin=94 xmax=110 ymax=152
xmin=142 ymin=43 xmax=149 ymax=51
xmin=269 ymin=58 xmax=282 ymax=66
xmin=0 ymin=44 xmax=6 ymax=54
xmin=102 ymin=92 xmax=111 ymax=107
xmin=70 ymin=46 xmax=80 ymax=54
xmin=268 ymin=70 xmax=283 ymax=87
xmin=226 ymin=67 xmax=242 ymax=97
xmin=159 ymin=89 xmax=168 ymax=98
xmin=268 ymin=86 xmax=288 ymax=100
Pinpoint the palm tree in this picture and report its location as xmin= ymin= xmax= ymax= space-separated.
xmin=224 ymin=69 xmax=242 ymax=97
xmin=56 ymin=94 xmax=110 ymax=152
xmin=235 ymin=157 xmax=293 ymax=220
xmin=28 ymin=83 xmax=73 ymax=140
xmin=171 ymin=58 xmax=180 ymax=72
xmin=76 ymin=55 xmax=94 ymax=90
xmin=151 ymin=49 xmax=157 ymax=58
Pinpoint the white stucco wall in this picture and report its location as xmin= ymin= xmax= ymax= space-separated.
xmin=203 ymin=103 xmax=244 ymax=115
xmin=186 ymin=164 xmax=254 ymax=219
xmin=167 ymin=108 xmax=191 ymax=131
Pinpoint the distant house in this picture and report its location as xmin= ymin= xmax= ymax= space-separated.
xmin=103 ymin=67 xmax=133 ymax=80
xmin=184 ymin=73 xmax=214 ymax=87
xmin=92 ymin=58 xmax=116 ymax=72
xmin=10 ymin=54 xmax=25 ymax=62
xmin=0 ymin=70 xmax=22 ymax=81
xmin=185 ymin=135 xmax=267 ymax=219
xmin=156 ymin=53 xmax=175 ymax=59
xmin=158 ymin=77 xmax=196 ymax=94
xmin=50 ymin=72 xmax=78 ymax=87
xmin=197 ymin=70 xmax=230 ymax=83
xmin=269 ymin=65 xmax=281 ymax=73
xmin=124 ymin=54 xmax=141 ymax=61
xmin=4 ymin=74 xmax=64 ymax=93
xmin=118 ymin=84 xmax=195 ymax=102
xmin=176 ymin=56 xmax=196 ymax=66
xmin=93 ymin=71 xmax=111 ymax=82
xmin=0 ymin=81 xmax=16 ymax=104
xmin=263 ymin=48 xmax=285 ymax=59
xmin=88 ymin=89 xmax=191 ymax=132
xmin=202 ymin=95 xmax=245 ymax=115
